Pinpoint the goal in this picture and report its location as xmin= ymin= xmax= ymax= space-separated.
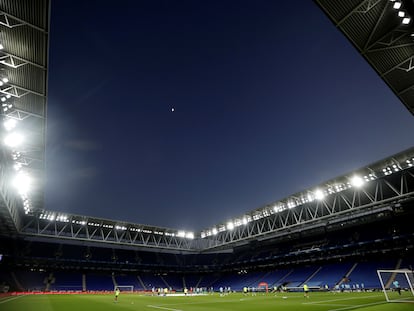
xmin=115 ymin=285 xmax=134 ymax=293
xmin=377 ymin=269 xmax=414 ymax=303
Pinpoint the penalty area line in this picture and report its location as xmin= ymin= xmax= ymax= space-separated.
xmin=147 ymin=305 xmax=183 ymax=311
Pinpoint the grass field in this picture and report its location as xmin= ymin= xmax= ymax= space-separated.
xmin=1 ymin=291 xmax=414 ymax=311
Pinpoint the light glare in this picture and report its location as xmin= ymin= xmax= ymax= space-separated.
xmin=4 ymin=118 xmax=17 ymax=131
xmin=4 ymin=132 xmax=23 ymax=147
xmin=350 ymin=175 xmax=364 ymax=188
xmin=314 ymin=189 xmax=325 ymax=200
xmin=227 ymin=221 xmax=234 ymax=230
xmin=13 ymin=171 xmax=31 ymax=195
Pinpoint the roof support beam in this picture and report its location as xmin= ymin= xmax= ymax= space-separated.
xmin=0 ymin=83 xmax=45 ymax=98
xmin=363 ymin=0 xmax=389 ymax=52
xmin=0 ymin=52 xmax=45 ymax=69
xmin=337 ymin=0 xmax=383 ymax=26
xmin=0 ymin=11 xmax=48 ymax=33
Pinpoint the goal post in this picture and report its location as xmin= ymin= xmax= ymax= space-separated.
xmin=115 ymin=285 xmax=134 ymax=293
xmin=377 ymin=269 xmax=414 ymax=303
xmin=258 ymin=282 xmax=268 ymax=293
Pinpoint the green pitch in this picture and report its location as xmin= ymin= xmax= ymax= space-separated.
xmin=1 ymin=291 xmax=414 ymax=311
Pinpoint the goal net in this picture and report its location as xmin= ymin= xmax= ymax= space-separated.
xmin=377 ymin=269 xmax=414 ymax=303
xmin=115 ymin=285 xmax=134 ymax=293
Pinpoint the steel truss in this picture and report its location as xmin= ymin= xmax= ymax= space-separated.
xmin=203 ymin=167 xmax=414 ymax=250
xmin=17 ymin=163 xmax=414 ymax=252
xmin=0 ymin=11 xmax=46 ymax=33
xmin=20 ymin=215 xmax=203 ymax=252
xmin=0 ymin=147 xmax=23 ymax=236
xmin=0 ymin=51 xmax=45 ymax=69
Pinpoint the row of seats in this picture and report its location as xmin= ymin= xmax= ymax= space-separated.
xmin=1 ymin=259 xmax=411 ymax=292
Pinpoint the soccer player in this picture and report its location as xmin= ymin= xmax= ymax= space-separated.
xmin=393 ymin=280 xmax=401 ymax=295
xmin=114 ymin=287 xmax=120 ymax=302
xmin=303 ymin=284 xmax=309 ymax=298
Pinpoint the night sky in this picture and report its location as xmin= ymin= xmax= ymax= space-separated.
xmin=45 ymin=0 xmax=414 ymax=232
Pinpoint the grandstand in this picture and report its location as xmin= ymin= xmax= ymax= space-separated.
xmin=0 ymin=1 xmax=414 ymax=309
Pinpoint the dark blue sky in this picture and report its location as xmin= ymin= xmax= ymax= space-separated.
xmin=45 ymin=0 xmax=414 ymax=231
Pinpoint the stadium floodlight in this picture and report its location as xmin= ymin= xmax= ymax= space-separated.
xmin=402 ymin=17 xmax=411 ymax=24
xmin=2 ymin=102 xmax=13 ymax=112
xmin=56 ymin=214 xmax=69 ymax=222
xmin=314 ymin=189 xmax=325 ymax=200
xmin=4 ymin=132 xmax=23 ymax=147
xmin=227 ymin=221 xmax=234 ymax=230
xmin=393 ymin=1 xmax=402 ymax=9
xmin=185 ymin=232 xmax=194 ymax=239
xmin=4 ymin=118 xmax=17 ymax=131
xmin=350 ymin=175 xmax=364 ymax=188
xmin=177 ymin=230 xmax=185 ymax=238
xmin=13 ymin=162 xmax=22 ymax=171
xmin=383 ymin=167 xmax=393 ymax=175
xmin=212 ymin=228 xmax=218 ymax=235
xmin=365 ymin=173 xmax=376 ymax=181
xmin=13 ymin=171 xmax=31 ymax=195
xmin=1 ymin=95 xmax=11 ymax=101
xmin=287 ymin=201 xmax=296 ymax=209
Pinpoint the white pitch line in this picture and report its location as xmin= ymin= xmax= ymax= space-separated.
xmin=156 ymin=298 xmax=252 ymax=307
xmin=309 ymin=304 xmax=351 ymax=307
xmin=147 ymin=304 xmax=183 ymax=311
xmin=0 ymin=295 xmax=26 ymax=304
xmin=303 ymin=294 xmax=382 ymax=305
xmin=328 ymin=301 xmax=386 ymax=311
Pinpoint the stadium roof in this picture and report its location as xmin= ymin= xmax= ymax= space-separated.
xmin=315 ymin=0 xmax=414 ymax=116
xmin=0 ymin=0 xmax=49 ymax=235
